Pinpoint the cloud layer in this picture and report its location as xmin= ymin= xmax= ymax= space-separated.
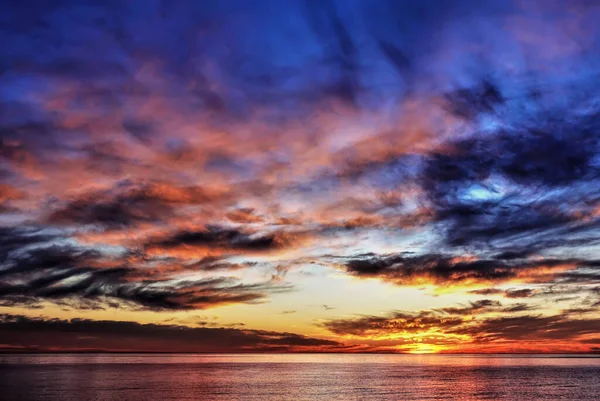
xmin=0 ymin=314 xmax=342 ymax=353
xmin=0 ymin=0 xmax=599 ymax=352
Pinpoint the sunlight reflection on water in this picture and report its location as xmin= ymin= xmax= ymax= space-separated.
xmin=1 ymin=354 xmax=599 ymax=400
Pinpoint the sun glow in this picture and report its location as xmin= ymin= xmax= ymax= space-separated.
xmin=405 ymin=344 xmax=446 ymax=354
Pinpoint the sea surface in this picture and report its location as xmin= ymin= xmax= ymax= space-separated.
xmin=0 ymin=353 xmax=599 ymax=400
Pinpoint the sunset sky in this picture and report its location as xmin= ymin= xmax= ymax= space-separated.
xmin=1 ymin=0 xmax=599 ymax=354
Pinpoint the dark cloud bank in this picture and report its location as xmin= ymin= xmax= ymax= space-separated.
xmin=0 ymin=314 xmax=341 ymax=353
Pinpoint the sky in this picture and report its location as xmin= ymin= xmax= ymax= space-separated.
xmin=0 ymin=0 xmax=599 ymax=354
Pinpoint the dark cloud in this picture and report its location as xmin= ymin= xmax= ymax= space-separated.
xmin=422 ymin=104 xmax=600 ymax=249
xmin=468 ymin=288 xmax=503 ymax=296
xmin=1 ymin=264 xmax=286 ymax=312
xmin=0 ymin=314 xmax=341 ymax=353
xmin=561 ymin=307 xmax=599 ymax=315
xmin=437 ymin=299 xmax=501 ymax=315
xmin=555 ymin=270 xmax=600 ymax=284
xmin=442 ymin=80 xmax=504 ymax=120
xmin=436 ymin=299 xmax=536 ymax=315
xmin=184 ymin=256 xmax=256 ymax=272
xmin=0 ymin=227 xmax=290 ymax=311
xmin=146 ymin=225 xmax=299 ymax=254
xmin=0 ymin=226 xmax=58 ymax=259
xmin=342 ymin=252 xmax=599 ymax=286
xmin=501 ymin=303 xmax=535 ymax=313
xmin=0 ymin=295 xmax=43 ymax=309
xmin=450 ymin=315 xmax=600 ymax=342
xmin=322 ymin=311 xmax=464 ymax=337
xmin=0 ymin=244 xmax=101 ymax=278
xmin=48 ymin=193 xmax=170 ymax=229
xmin=47 ymin=182 xmax=225 ymax=229
xmin=504 ymin=289 xmax=535 ymax=298
xmin=468 ymin=288 xmax=535 ymax=298
xmin=434 ymin=198 xmax=578 ymax=248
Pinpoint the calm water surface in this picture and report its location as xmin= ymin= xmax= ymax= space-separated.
xmin=1 ymin=353 xmax=599 ymax=400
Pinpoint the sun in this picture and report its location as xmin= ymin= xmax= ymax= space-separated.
xmin=402 ymin=343 xmax=446 ymax=354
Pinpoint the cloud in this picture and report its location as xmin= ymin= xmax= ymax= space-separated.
xmin=321 ymin=306 xmax=600 ymax=353
xmin=0 ymin=227 xmax=290 ymax=311
xmin=469 ymin=288 xmax=535 ymax=298
xmin=0 ymin=314 xmax=342 ymax=353
xmin=437 ymin=299 xmax=502 ymax=315
xmin=144 ymin=225 xmax=305 ymax=257
xmin=469 ymin=285 xmax=600 ymax=306
xmin=46 ymin=181 xmax=230 ymax=229
xmin=184 ymin=256 xmax=256 ymax=272
xmin=0 ymin=226 xmax=57 ymax=255
xmin=225 ymin=208 xmax=264 ymax=223
xmin=322 ymin=311 xmax=464 ymax=337
xmin=340 ymin=252 xmax=599 ymax=286
xmin=442 ymin=80 xmax=505 ymax=120
xmin=449 ymin=315 xmax=600 ymax=342
xmin=421 ymin=106 xmax=600 ymax=250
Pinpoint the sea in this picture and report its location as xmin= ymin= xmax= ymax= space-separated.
xmin=0 ymin=353 xmax=599 ymax=400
